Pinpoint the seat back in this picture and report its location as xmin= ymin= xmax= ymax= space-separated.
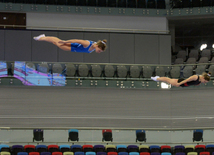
xmin=142 ymin=66 xmax=153 ymax=78
xmin=68 ymin=129 xmax=79 ymax=142
xmin=52 ymin=152 xmax=63 ymax=155
xmin=173 ymin=145 xmax=184 ymax=154
xmin=206 ymin=145 xmax=214 ymax=155
xmin=127 ymin=145 xmax=139 ymax=153
xmin=63 ymin=152 xmax=74 ymax=155
xmin=12 ymin=145 xmax=24 ymax=155
xmin=33 ymin=129 xmax=44 ymax=142
xmin=105 ymin=145 xmax=116 ymax=152
xmin=102 ymin=129 xmax=113 ymax=142
xmin=117 ymin=65 xmax=128 ymax=78
xmin=52 ymin=63 xmax=62 ymax=74
xmin=47 ymin=145 xmax=59 ymax=153
xmin=136 ymin=130 xmax=146 ymax=142
xmin=177 ymin=50 xmax=187 ymax=61
xmin=65 ymin=63 xmax=76 ymax=77
xmin=24 ymin=145 xmax=35 ymax=153
xmin=198 ymin=57 xmax=209 ymax=64
xmin=0 ymin=145 xmax=10 ymax=152
xmin=82 ymin=145 xmax=93 ymax=152
xmin=155 ymin=66 xmax=165 ymax=77
xmin=130 ymin=66 xmax=141 ymax=78
xmin=193 ymin=129 xmax=203 ymax=142
xmin=174 ymin=58 xmax=184 ymax=64
xmin=195 ymin=65 xmax=206 ymax=75
xmin=1 ymin=152 xmax=11 ymax=155
xmin=70 ymin=145 xmax=82 ymax=153
xmin=185 ymin=146 xmax=194 ymax=154
xmin=139 ymin=146 xmax=149 ymax=153
xmin=104 ymin=65 xmax=115 ymax=77
xmin=118 ymin=153 xmax=128 ymax=155
xmin=35 ymin=145 xmax=47 ymax=153
xmin=85 ymin=152 xmax=96 ymax=155
xmin=117 ymin=145 xmax=127 ymax=153
xmin=97 ymin=152 xmax=107 ymax=155
xmin=17 ymin=152 xmax=28 ymax=155
xmin=74 ymin=152 xmax=84 ymax=155
xmin=161 ymin=153 xmax=171 ymax=155
xmin=93 ymin=145 xmax=105 ymax=152
xmin=150 ymin=146 xmax=160 ymax=153
xmin=182 ymin=66 xmax=193 ymax=78
xmin=37 ymin=63 xmax=49 ymax=73
xmin=129 ymin=153 xmax=139 ymax=155
xmin=91 ymin=65 xmax=102 ymax=77
xmin=170 ymin=66 xmax=180 ymax=78
xmin=78 ymin=64 xmax=89 ymax=77
xmin=186 ymin=58 xmax=196 ymax=64
xmin=201 ymin=49 xmax=211 ymax=60
xmin=29 ymin=152 xmax=40 ymax=155
xmin=59 ymin=145 xmax=70 ymax=153
xmin=199 ymin=152 xmax=210 ymax=155
xmin=161 ymin=146 xmax=171 ymax=153
xmin=189 ymin=49 xmax=199 ymax=60
xmin=107 ymin=153 xmax=117 ymax=155
xmin=187 ymin=153 xmax=197 ymax=155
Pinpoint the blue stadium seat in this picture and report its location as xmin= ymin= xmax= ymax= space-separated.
xmin=136 ymin=130 xmax=146 ymax=142
xmin=85 ymin=152 xmax=96 ymax=155
xmin=68 ymin=129 xmax=79 ymax=142
xmin=150 ymin=146 xmax=160 ymax=153
xmin=36 ymin=145 xmax=47 ymax=153
xmin=71 ymin=145 xmax=82 ymax=153
xmin=161 ymin=153 xmax=171 ymax=155
xmin=205 ymin=145 xmax=214 ymax=155
xmin=17 ymin=152 xmax=28 ymax=155
xmin=193 ymin=129 xmax=203 ymax=142
xmin=0 ymin=144 xmax=10 ymax=152
xmin=74 ymin=152 xmax=84 ymax=155
xmin=59 ymin=145 xmax=70 ymax=153
xmin=117 ymin=145 xmax=127 ymax=153
xmin=129 ymin=153 xmax=139 ymax=155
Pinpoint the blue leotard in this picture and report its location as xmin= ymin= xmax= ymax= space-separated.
xmin=70 ymin=40 xmax=95 ymax=53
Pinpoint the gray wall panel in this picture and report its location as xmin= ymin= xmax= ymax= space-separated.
xmin=27 ymin=13 xmax=168 ymax=33
xmin=5 ymin=30 xmax=31 ymax=61
xmin=83 ymin=32 xmax=110 ymax=63
xmin=2 ymin=29 xmax=171 ymax=64
xmin=32 ymin=31 xmax=58 ymax=62
xmin=135 ymin=34 xmax=159 ymax=64
xmin=0 ymin=30 xmax=5 ymax=60
xmin=109 ymin=33 xmax=135 ymax=63
xmin=58 ymin=32 xmax=84 ymax=62
xmin=159 ymin=35 xmax=171 ymax=65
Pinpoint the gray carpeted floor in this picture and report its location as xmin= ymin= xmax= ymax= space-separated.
xmin=0 ymin=86 xmax=213 ymax=129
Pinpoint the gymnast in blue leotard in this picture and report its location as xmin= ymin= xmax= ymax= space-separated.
xmin=33 ymin=34 xmax=107 ymax=54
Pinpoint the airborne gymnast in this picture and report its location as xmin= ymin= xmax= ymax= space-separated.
xmin=34 ymin=34 xmax=107 ymax=54
xmin=151 ymin=72 xmax=211 ymax=87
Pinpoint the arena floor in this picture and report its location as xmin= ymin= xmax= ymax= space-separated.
xmin=0 ymin=86 xmax=213 ymax=129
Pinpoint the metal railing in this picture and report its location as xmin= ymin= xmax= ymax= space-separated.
xmin=0 ymin=24 xmax=170 ymax=34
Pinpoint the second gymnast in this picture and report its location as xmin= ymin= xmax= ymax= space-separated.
xmin=151 ymin=72 xmax=211 ymax=87
xmin=33 ymin=34 xmax=107 ymax=53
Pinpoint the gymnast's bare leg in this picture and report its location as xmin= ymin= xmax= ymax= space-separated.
xmin=33 ymin=34 xmax=71 ymax=51
xmin=151 ymin=76 xmax=178 ymax=86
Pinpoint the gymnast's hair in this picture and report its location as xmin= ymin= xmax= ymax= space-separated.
xmin=202 ymin=72 xmax=211 ymax=81
xmin=97 ymin=39 xmax=107 ymax=51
